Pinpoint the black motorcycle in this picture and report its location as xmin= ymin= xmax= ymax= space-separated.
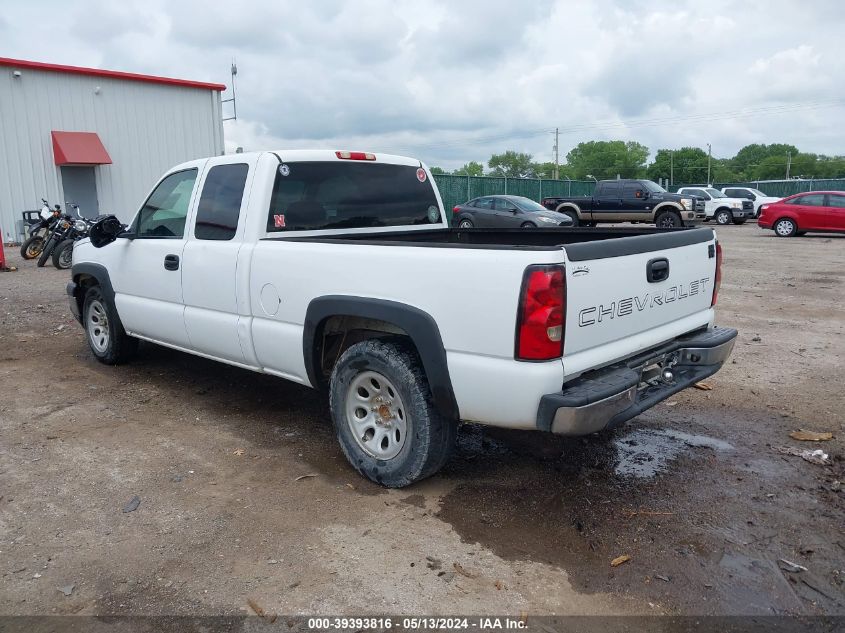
xmin=36 ymin=204 xmax=83 ymax=268
xmin=51 ymin=210 xmax=96 ymax=269
xmin=20 ymin=199 xmax=62 ymax=260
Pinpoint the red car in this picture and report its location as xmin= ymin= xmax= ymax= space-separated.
xmin=758 ymin=191 xmax=845 ymax=237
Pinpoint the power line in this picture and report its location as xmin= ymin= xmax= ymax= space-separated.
xmin=408 ymin=99 xmax=845 ymax=153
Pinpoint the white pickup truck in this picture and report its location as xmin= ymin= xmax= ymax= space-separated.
xmin=68 ymin=150 xmax=737 ymax=487
xmin=676 ymin=186 xmax=756 ymax=225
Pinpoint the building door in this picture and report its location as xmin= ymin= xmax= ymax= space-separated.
xmin=60 ymin=166 xmax=100 ymax=218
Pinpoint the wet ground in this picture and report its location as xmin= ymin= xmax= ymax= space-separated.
xmin=0 ymin=224 xmax=843 ymax=618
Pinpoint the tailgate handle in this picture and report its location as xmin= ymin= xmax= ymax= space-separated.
xmin=646 ymin=258 xmax=669 ymax=283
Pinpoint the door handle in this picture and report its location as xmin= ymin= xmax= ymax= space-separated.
xmin=646 ymin=257 xmax=669 ymax=283
xmin=164 ymin=254 xmax=180 ymax=271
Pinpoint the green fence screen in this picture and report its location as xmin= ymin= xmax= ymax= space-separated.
xmin=433 ymin=174 xmax=595 ymax=220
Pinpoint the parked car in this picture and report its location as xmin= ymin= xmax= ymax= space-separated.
xmin=452 ymin=195 xmax=575 ymax=229
xmin=676 ymin=187 xmax=754 ymax=225
xmin=541 ymin=179 xmax=706 ymax=228
xmin=758 ymin=191 xmax=845 ymax=237
xmin=720 ymin=187 xmax=781 ymax=217
xmin=68 ymin=149 xmax=736 ymax=487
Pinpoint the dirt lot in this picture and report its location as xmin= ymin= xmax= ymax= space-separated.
xmin=1 ymin=224 xmax=843 ymax=618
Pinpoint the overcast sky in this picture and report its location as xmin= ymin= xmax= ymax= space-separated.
xmin=3 ymin=0 xmax=844 ymax=169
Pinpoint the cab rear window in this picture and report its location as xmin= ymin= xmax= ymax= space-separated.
xmin=266 ymin=161 xmax=440 ymax=231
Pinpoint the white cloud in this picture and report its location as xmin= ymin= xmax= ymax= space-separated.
xmin=3 ymin=0 xmax=844 ymax=169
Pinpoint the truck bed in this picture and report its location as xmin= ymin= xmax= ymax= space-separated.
xmin=266 ymin=226 xmax=713 ymax=260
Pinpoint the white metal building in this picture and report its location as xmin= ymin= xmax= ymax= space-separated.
xmin=0 ymin=57 xmax=225 ymax=241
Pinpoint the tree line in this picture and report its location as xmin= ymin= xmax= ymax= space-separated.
xmin=430 ymin=141 xmax=845 ymax=183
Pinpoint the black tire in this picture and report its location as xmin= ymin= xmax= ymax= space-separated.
xmin=774 ymin=217 xmax=797 ymax=238
xmin=521 ymin=222 xmax=536 ymax=228
xmin=732 ymin=218 xmax=746 ymax=225
xmin=36 ymin=235 xmax=57 ymax=267
xmin=82 ymin=286 xmax=138 ymax=364
xmin=715 ymin=209 xmax=732 ymax=225
xmin=655 ymin=210 xmax=682 ymax=228
xmin=457 ymin=218 xmax=474 ymax=229
xmin=329 ymin=338 xmax=457 ymax=488
xmin=20 ymin=234 xmax=45 ymax=259
xmin=52 ymin=239 xmax=75 ymax=269
xmin=560 ymin=209 xmax=580 ymax=226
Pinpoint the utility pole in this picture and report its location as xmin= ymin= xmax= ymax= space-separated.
xmin=222 ymin=61 xmax=239 ymax=122
xmin=786 ymin=151 xmax=792 ymax=179
xmin=707 ymin=143 xmax=712 ymax=185
xmin=553 ymin=128 xmax=559 ymax=180
xmin=670 ymin=150 xmax=674 ymax=186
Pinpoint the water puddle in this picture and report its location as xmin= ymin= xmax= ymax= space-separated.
xmin=614 ymin=428 xmax=734 ymax=479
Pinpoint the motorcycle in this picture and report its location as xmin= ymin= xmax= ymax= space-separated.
xmin=20 ymin=199 xmax=62 ymax=260
xmin=51 ymin=208 xmax=96 ymax=269
xmin=36 ymin=204 xmax=82 ymax=268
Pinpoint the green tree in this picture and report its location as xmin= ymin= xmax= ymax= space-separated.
xmin=453 ymin=161 xmax=484 ymax=177
xmin=565 ymin=141 xmax=649 ymax=180
xmin=647 ymin=147 xmax=710 ymax=184
xmin=732 ymin=143 xmax=799 ymax=180
xmin=429 ymin=166 xmax=446 ymax=175
xmin=488 ymin=151 xmax=536 ymax=178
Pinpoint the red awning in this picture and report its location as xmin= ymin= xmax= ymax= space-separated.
xmin=51 ymin=131 xmax=112 ymax=165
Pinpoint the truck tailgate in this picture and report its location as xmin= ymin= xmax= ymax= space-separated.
xmin=562 ymin=229 xmax=717 ymax=377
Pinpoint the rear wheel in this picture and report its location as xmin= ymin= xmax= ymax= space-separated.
xmin=52 ymin=239 xmax=74 ymax=269
xmin=458 ymin=219 xmax=473 ymax=229
xmin=774 ymin=217 xmax=797 ymax=237
xmin=83 ymin=286 xmax=138 ymax=364
xmin=655 ymin=210 xmax=682 ymax=228
xmin=20 ymin=235 xmax=45 ymax=259
xmin=715 ymin=209 xmax=732 ymax=225
xmin=329 ymin=338 xmax=456 ymax=488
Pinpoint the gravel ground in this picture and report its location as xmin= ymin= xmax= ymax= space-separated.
xmin=0 ymin=224 xmax=843 ymax=618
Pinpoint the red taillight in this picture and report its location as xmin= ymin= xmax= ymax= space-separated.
xmin=335 ymin=151 xmax=376 ymax=160
xmin=452 ymin=205 xmax=461 ymax=213
xmin=516 ymin=266 xmax=566 ymax=360
xmin=711 ymin=242 xmax=723 ymax=307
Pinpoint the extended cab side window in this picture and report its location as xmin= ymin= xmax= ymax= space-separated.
xmin=136 ymin=169 xmax=198 ymax=238
xmin=195 ymin=164 xmax=249 ymax=241
xmin=597 ymin=182 xmax=620 ymax=198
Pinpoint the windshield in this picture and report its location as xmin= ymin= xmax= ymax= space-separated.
xmin=511 ymin=196 xmax=547 ymax=211
xmin=643 ymin=181 xmax=666 ymax=193
xmin=750 ymin=189 xmax=768 ymax=197
xmin=266 ymin=162 xmax=441 ymax=231
xmin=706 ymin=188 xmax=726 ymax=198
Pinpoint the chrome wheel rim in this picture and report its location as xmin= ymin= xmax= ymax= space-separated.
xmin=345 ymin=371 xmax=408 ymax=460
xmin=87 ymin=299 xmax=110 ymax=353
xmin=658 ymin=215 xmax=677 ymax=228
xmin=775 ymin=220 xmax=794 ymax=236
xmin=58 ymin=246 xmax=73 ymax=268
xmin=717 ymin=212 xmax=730 ymax=225
xmin=458 ymin=220 xmax=472 ymax=229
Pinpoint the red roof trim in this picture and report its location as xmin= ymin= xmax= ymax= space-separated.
xmin=52 ymin=131 xmax=113 ymax=165
xmin=0 ymin=57 xmax=226 ymax=92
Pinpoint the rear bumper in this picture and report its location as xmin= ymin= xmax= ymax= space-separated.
xmin=537 ymin=326 xmax=737 ymax=435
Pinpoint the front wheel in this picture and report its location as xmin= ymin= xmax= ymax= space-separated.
xmin=655 ymin=210 xmax=682 ymax=228
xmin=20 ymin=234 xmax=45 ymax=259
xmin=774 ymin=217 xmax=797 ymax=237
xmin=329 ymin=338 xmax=456 ymax=488
xmin=715 ymin=210 xmax=732 ymax=225
xmin=83 ymin=286 xmax=138 ymax=364
xmin=52 ymin=239 xmax=75 ymax=269
xmin=36 ymin=235 xmax=57 ymax=267
xmin=520 ymin=222 xmax=536 ymax=228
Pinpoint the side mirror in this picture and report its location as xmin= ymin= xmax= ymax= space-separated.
xmin=89 ymin=215 xmax=128 ymax=248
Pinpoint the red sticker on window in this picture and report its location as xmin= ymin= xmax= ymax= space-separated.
xmin=273 ymin=214 xmax=286 ymax=228
xmin=416 ymin=168 xmax=427 ymax=182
